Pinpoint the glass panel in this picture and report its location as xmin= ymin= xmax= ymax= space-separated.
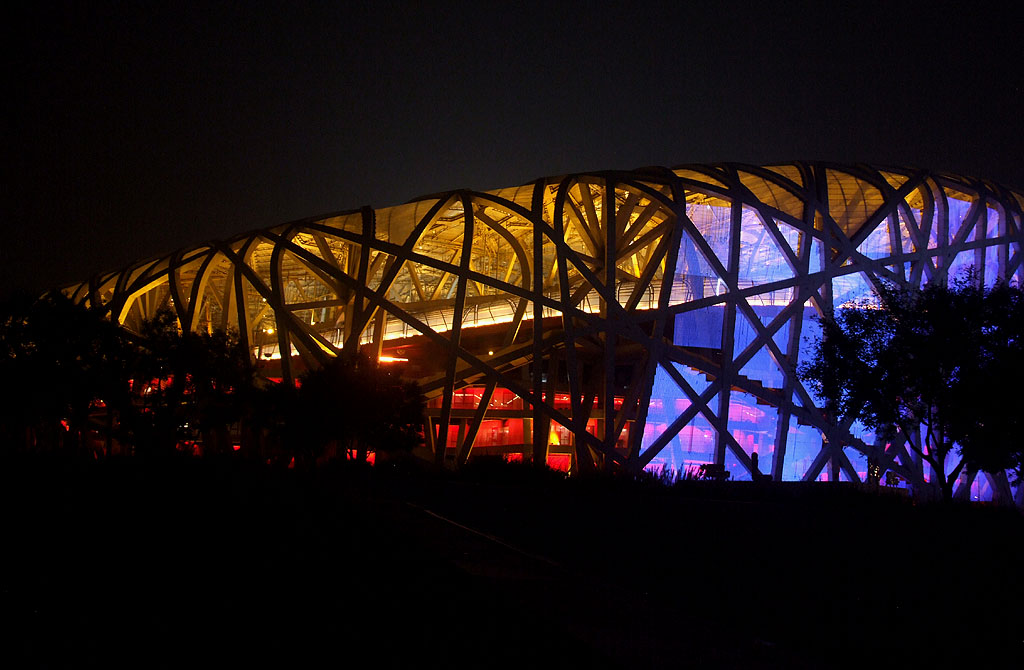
xmin=843 ymin=447 xmax=868 ymax=482
xmin=736 ymin=171 xmax=804 ymax=220
xmin=745 ymin=294 xmax=789 ymax=329
xmin=984 ymin=244 xmax=1000 ymax=287
xmin=763 ymin=164 xmax=803 ymax=186
xmin=686 ymin=201 xmax=732 ymax=271
xmin=857 ymin=220 xmax=892 ymax=260
xmin=947 ymin=251 xmax=976 ymax=283
xmin=727 ymin=390 xmax=780 ymax=481
xmin=809 ymin=238 xmax=826 ymax=274
xmin=880 ymin=170 xmax=908 ymax=190
xmin=832 ymin=272 xmax=875 ymax=309
xmin=641 ymin=366 xmax=718 ymax=465
xmin=771 ymin=317 xmax=791 ymax=354
xmin=826 ymin=170 xmax=884 ymax=236
xmin=673 ymin=305 xmax=725 ymax=349
xmin=970 ymin=473 xmax=995 ymax=502
xmin=316 ymin=212 xmax=363 ymax=236
xmin=671 ymin=228 xmax=723 ymax=305
xmin=671 ymin=361 xmax=711 ymax=395
xmin=896 ymin=210 xmax=916 ymax=253
xmin=781 ymin=422 xmax=822 ymax=481
xmin=775 ymin=220 xmax=803 ymax=259
xmin=982 ymin=207 xmax=1001 ymax=287
xmin=674 ymin=169 xmax=728 ymax=188
xmin=643 ymin=378 xmax=718 ymax=473
xmin=946 ymin=194 xmax=972 ymax=243
xmin=739 ymin=345 xmax=785 ymax=390
xmin=737 ymin=207 xmax=796 ymax=285
xmin=733 ymin=309 xmax=758 ymax=357
xmin=377 ymin=199 xmax=443 ymax=244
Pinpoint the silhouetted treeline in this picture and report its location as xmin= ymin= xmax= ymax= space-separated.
xmin=0 ymin=293 xmax=424 ymax=464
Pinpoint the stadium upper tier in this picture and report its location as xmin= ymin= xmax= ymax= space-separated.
xmin=64 ymin=162 xmax=1024 ymax=501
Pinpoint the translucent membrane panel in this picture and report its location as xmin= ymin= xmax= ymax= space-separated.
xmin=832 ymin=272 xmax=875 ymax=309
xmin=674 ymin=305 xmax=724 ymax=349
xmin=736 ymin=171 xmax=804 ymax=220
xmin=880 ymin=170 xmax=909 ymax=190
xmin=483 ymin=184 xmax=536 ymax=212
xmin=946 ymin=194 xmax=973 ymax=243
xmin=745 ymin=295 xmax=790 ymax=329
xmin=686 ymin=202 xmax=732 ymax=272
xmin=969 ymin=473 xmax=995 ymax=502
xmin=809 ymin=238 xmax=826 ymax=274
xmin=315 ymin=212 xmax=363 ymax=236
xmin=246 ymin=240 xmax=277 ymax=286
xmin=376 ymin=199 xmax=443 ymax=244
xmin=468 ymin=230 xmax=526 ymax=291
xmin=938 ymin=449 xmax=967 ymax=485
xmin=984 ymin=243 xmax=1000 ymax=287
xmin=280 ymin=257 xmax=337 ymax=305
xmin=782 ymin=422 xmax=823 ymax=481
xmin=985 ymin=207 xmax=1000 ymax=239
xmin=671 ymin=361 xmax=711 ymax=395
xmin=771 ymin=316 xmax=791 ymax=354
xmin=763 ymin=164 xmax=803 ymax=186
xmin=796 ymin=304 xmax=824 ymax=406
xmin=775 ymin=220 xmax=803 ymax=259
xmin=856 ymin=219 xmax=894 ymax=260
xmin=983 ymin=207 xmax=1002 ymax=287
xmin=726 ymin=391 xmax=779 ymax=481
xmin=739 ymin=345 xmax=785 ymax=390
xmin=843 ymin=447 xmax=867 ymax=482
xmin=671 ymin=228 xmax=723 ymax=304
xmin=470 ymin=205 xmax=532 ymax=288
xmin=826 ymin=170 xmax=884 ymax=236
xmin=413 ymin=219 xmax=465 ymax=275
xmin=946 ymin=250 xmax=976 ymax=284
xmin=642 ymin=366 xmax=717 ymax=472
xmin=848 ymin=419 xmax=874 ymax=447
xmin=737 ymin=207 xmax=797 ymax=285
xmin=732 ymin=308 xmax=759 ymax=357
xmin=642 ymin=365 xmax=690 ymax=446
xmin=674 ymin=169 xmax=727 ymax=189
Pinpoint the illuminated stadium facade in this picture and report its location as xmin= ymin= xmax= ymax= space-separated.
xmin=67 ymin=162 xmax=1024 ymax=503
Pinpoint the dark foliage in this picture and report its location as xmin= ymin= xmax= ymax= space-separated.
xmin=127 ymin=308 xmax=255 ymax=456
xmin=799 ymin=274 xmax=1024 ymax=499
xmin=0 ymin=292 xmax=134 ymax=454
xmin=294 ymin=352 xmax=424 ymax=464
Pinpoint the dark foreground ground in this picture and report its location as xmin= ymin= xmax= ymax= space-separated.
xmin=3 ymin=455 xmax=1022 ymax=668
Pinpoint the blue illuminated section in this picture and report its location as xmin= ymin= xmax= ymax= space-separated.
xmin=640 ymin=173 xmax=1019 ymax=494
xmin=641 ymin=363 xmax=716 ymax=474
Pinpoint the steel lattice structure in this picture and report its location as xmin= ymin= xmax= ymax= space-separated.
xmin=66 ymin=162 xmax=1024 ymax=502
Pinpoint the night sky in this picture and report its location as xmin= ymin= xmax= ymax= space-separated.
xmin=5 ymin=2 xmax=1022 ymax=299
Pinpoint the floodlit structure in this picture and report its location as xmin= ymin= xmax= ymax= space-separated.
xmin=67 ymin=162 xmax=1024 ymax=502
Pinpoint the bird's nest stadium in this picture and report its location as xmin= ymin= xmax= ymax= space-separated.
xmin=65 ymin=162 xmax=1024 ymax=503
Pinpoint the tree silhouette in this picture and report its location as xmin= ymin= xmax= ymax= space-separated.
xmin=0 ymin=292 xmax=133 ymax=455
xmin=295 ymin=353 xmax=424 ymax=465
xmin=127 ymin=308 xmax=254 ymax=456
xmin=800 ymin=275 xmax=1024 ymax=500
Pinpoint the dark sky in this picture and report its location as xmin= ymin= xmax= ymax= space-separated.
xmin=5 ymin=1 xmax=1022 ymax=298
